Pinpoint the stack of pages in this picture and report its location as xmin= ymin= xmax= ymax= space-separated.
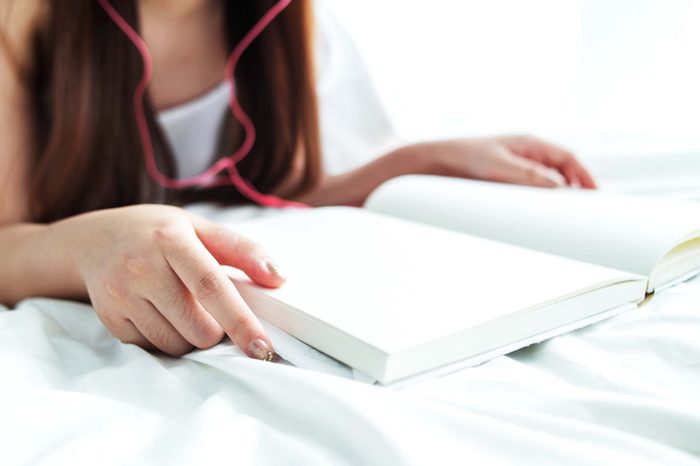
xmin=225 ymin=176 xmax=700 ymax=384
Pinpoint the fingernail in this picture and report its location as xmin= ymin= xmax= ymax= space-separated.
xmin=265 ymin=261 xmax=286 ymax=281
xmin=248 ymin=339 xmax=275 ymax=362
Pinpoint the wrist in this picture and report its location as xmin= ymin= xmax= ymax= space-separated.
xmin=41 ymin=214 xmax=94 ymax=299
xmin=387 ymin=142 xmax=442 ymax=178
xmin=0 ymin=221 xmax=86 ymax=305
xmin=388 ymin=142 xmax=447 ymax=177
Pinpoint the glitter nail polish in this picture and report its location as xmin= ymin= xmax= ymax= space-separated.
xmin=265 ymin=261 xmax=286 ymax=281
xmin=248 ymin=339 xmax=274 ymax=362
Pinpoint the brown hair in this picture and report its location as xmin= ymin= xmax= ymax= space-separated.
xmin=25 ymin=0 xmax=321 ymax=222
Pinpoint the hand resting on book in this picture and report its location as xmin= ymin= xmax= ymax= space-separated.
xmin=406 ymin=135 xmax=597 ymax=190
xmin=7 ymin=205 xmax=287 ymax=360
xmin=300 ymin=135 xmax=596 ymax=207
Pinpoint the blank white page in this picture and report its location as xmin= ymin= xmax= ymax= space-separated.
xmin=228 ymin=208 xmax=640 ymax=354
xmin=366 ymin=176 xmax=700 ymax=280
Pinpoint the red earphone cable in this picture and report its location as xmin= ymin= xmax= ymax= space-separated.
xmin=97 ymin=0 xmax=309 ymax=208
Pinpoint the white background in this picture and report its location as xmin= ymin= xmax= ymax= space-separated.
xmin=322 ymin=0 xmax=700 ymax=155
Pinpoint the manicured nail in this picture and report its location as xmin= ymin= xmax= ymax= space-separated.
xmin=265 ymin=261 xmax=286 ymax=281
xmin=248 ymin=339 xmax=275 ymax=362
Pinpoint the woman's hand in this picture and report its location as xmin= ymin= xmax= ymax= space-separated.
xmin=411 ymin=135 xmax=597 ymax=189
xmin=52 ymin=204 xmax=284 ymax=358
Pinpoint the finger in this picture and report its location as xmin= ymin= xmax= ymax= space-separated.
xmin=189 ymin=215 xmax=285 ymax=289
xmin=499 ymin=154 xmax=566 ymax=188
xmin=91 ymin=295 xmax=153 ymax=351
xmin=506 ymin=135 xmax=569 ymax=164
xmin=105 ymin=316 xmax=162 ymax=353
xmin=541 ymin=147 xmax=595 ymax=189
xmin=566 ymin=157 xmax=597 ymax=189
xmin=127 ymin=298 xmax=194 ymax=357
xmin=508 ymin=136 xmax=597 ymax=189
xmin=147 ymin=263 xmax=225 ymax=350
xmin=159 ymin=228 xmax=274 ymax=361
xmin=562 ymin=164 xmax=583 ymax=189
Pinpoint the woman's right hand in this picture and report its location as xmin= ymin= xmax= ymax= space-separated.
xmin=53 ymin=204 xmax=284 ymax=359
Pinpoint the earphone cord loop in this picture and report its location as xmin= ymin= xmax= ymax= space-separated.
xmin=97 ymin=0 xmax=309 ymax=208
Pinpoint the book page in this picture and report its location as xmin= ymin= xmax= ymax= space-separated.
xmin=228 ymin=208 xmax=643 ymax=357
xmin=365 ymin=175 xmax=700 ymax=279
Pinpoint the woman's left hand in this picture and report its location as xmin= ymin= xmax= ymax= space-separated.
xmin=410 ymin=135 xmax=597 ymax=189
xmin=299 ymin=134 xmax=596 ymax=207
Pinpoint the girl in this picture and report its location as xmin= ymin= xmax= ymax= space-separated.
xmin=0 ymin=0 xmax=595 ymax=361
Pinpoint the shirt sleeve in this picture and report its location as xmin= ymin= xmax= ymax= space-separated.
xmin=314 ymin=0 xmax=405 ymax=175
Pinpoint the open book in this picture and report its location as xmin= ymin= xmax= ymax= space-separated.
xmin=226 ymin=175 xmax=700 ymax=384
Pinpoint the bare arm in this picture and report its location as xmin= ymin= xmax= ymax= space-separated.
xmin=0 ymin=1 xmax=34 ymax=224
xmin=0 ymin=0 xmax=56 ymax=303
xmin=0 ymin=0 xmax=75 ymax=304
xmin=297 ymin=147 xmax=436 ymax=207
xmin=0 ymin=224 xmax=80 ymax=305
xmin=299 ymin=137 xmax=597 ymax=207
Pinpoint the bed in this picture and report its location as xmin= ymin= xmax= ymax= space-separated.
xmin=2 ymin=254 xmax=700 ymax=465
xmin=2 ymin=3 xmax=700 ymax=464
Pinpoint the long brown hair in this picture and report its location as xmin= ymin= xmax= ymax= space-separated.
xmin=25 ymin=0 xmax=321 ymax=222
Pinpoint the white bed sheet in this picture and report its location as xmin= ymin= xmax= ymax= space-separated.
xmin=2 ymin=250 xmax=700 ymax=465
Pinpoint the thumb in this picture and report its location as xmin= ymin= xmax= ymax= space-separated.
xmin=189 ymin=215 xmax=286 ymax=289
xmin=500 ymin=155 xmax=566 ymax=188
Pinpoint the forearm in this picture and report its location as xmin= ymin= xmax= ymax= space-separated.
xmin=0 ymin=221 xmax=86 ymax=306
xmin=298 ymin=144 xmax=440 ymax=207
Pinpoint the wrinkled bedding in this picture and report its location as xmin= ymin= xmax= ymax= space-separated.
xmin=1 ymin=261 xmax=699 ymax=465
